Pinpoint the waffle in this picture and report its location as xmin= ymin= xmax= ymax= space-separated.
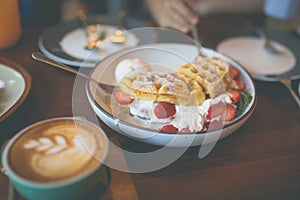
xmin=178 ymin=56 xmax=232 ymax=98
xmin=120 ymin=71 xmax=206 ymax=106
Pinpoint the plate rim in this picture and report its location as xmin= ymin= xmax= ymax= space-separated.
xmin=86 ymin=43 xmax=257 ymax=137
xmin=0 ymin=57 xmax=31 ymax=122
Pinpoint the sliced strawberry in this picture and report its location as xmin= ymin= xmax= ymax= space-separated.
xmin=225 ymin=104 xmax=236 ymax=122
xmin=206 ymin=102 xmax=225 ymax=120
xmin=180 ymin=127 xmax=191 ymax=132
xmin=205 ymin=120 xmax=223 ymax=131
xmin=113 ymin=89 xmax=134 ymax=105
xmin=160 ymin=124 xmax=178 ymax=133
xmin=232 ymin=80 xmax=245 ymax=91
xmin=154 ymin=102 xmax=176 ymax=119
xmin=231 ymin=67 xmax=240 ymax=79
xmin=228 ymin=89 xmax=241 ymax=104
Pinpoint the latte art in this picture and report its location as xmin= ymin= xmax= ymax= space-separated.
xmin=24 ymin=136 xmax=75 ymax=154
xmin=9 ymin=119 xmax=107 ymax=182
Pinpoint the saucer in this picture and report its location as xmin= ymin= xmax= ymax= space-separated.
xmin=0 ymin=58 xmax=31 ymax=122
xmin=217 ymin=36 xmax=296 ymax=80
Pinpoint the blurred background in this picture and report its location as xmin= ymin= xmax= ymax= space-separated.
xmin=19 ymin=0 xmax=149 ymax=27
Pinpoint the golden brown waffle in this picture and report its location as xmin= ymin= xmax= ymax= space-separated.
xmin=178 ymin=56 xmax=232 ymax=98
xmin=120 ymin=71 xmax=206 ymax=106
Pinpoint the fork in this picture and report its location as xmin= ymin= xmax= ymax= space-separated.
xmin=255 ymin=29 xmax=287 ymax=55
xmin=191 ymin=24 xmax=206 ymax=58
xmin=279 ymin=76 xmax=300 ymax=108
xmin=76 ymin=9 xmax=101 ymax=50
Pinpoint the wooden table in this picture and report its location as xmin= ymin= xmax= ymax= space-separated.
xmin=1 ymin=14 xmax=300 ymax=200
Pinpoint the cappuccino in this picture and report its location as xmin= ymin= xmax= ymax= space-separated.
xmin=7 ymin=118 xmax=108 ymax=182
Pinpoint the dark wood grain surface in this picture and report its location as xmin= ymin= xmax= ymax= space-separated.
xmin=0 ymin=14 xmax=300 ymax=200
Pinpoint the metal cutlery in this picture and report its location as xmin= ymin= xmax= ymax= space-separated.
xmin=76 ymin=9 xmax=126 ymax=49
xmin=246 ymin=21 xmax=287 ymax=56
xmin=76 ymin=9 xmax=102 ymax=50
xmin=255 ymin=29 xmax=287 ymax=56
xmin=190 ymin=24 xmax=206 ymax=58
xmin=31 ymin=52 xmax=115 ymax=93
xmin=279 ymin=76 xmax=300 ymax=108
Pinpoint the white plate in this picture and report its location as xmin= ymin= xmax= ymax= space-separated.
xmin=38 ymin=15 xmax=146 ymax=68
xmin=217 ymin=36 xmax=296 ymax=80
xmin=60 ymin=25 xmax=139 ymax=62
xmin=86 ymin=43 xmax=257 ymax=147
xmin=0 ymin=58 xmax=31 ymax=122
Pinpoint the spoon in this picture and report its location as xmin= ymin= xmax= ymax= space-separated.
xmin=279 ymin=76 xmax=300 ymax=108
xmin=31 ymin=52 xmax=115 ymax=93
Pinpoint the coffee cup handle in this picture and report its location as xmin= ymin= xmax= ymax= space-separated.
xmin=0 ymin=140 xmax=9 ymax=176
xmin=104 ymin=166 xmax=111 ymax=188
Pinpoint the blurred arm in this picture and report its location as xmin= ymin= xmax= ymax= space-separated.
xmin=194 ymin=0 xmax=264 ymax=16
xmin=145 ymin=0 xmax=199 ymax=33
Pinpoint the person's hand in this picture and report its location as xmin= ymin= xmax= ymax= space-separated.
xmin=146 ymin=0 xmax=199 ymax=33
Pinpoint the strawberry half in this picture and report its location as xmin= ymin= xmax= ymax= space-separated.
xmin=225 ymin=104 xmax=236 ymax=122
xmin=228 ymin=89 xmax=240 ymax=104
xmin=232 ymin=80 xmax=245 ymax=91
xmin=205 ymin=120 xmax=223 ymax=131
xmin=180 ymin=127 xmax=191 ymax=132
xmin=154 ymin=102 xmax=176 ymax=119
xmin=160 ymin=124 xmax=178 ymax=133
xmin=206 ymin=102 xmax=225 ymax=120
xmin=113 ymin=89 xmax=134 ymax=105
xmin=231 ymin=67 xmax=240 ymax=79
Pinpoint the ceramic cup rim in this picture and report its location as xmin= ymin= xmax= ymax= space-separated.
xmin=1 ymin=117 xmax=109 ymax=188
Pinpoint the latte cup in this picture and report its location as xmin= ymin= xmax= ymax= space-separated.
xmin=1 ymin=117 xmax=109 ymax=200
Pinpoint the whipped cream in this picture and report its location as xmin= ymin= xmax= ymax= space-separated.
xmin=171 ymin=106 xmax=205 ymax=131
xmin=114 ymin=58 xmax=151 ymax=83
xmin=129 ymin=93 xmax=232 ymax=132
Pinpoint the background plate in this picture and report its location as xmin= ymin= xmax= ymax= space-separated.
xmin=38 ymin=14 xmax=146 ymax=68
xmin=202 ymin=27 xmax=300 ymax=82
xmin=0 ymin=58 xmax=31 ymax=122
xmin=217 ymin=36 xmax=296 ymax=77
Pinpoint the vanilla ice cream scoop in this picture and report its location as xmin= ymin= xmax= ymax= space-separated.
xmin=114 ymin=58 xmax=151 ymax=83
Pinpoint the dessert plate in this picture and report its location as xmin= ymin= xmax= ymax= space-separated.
xmin=38 ymin=15 xmax=145 ymax=68
xmin=85 ymin=43 xmax=257 ymax=147
xmin=217 ymin=36 xmax=296 ymax=79
xmin=0 ymin=58 xmax=31 ymax=122
xmin=60 ymin=24 xmax=139 ymax=63
xmin=203 ymin=28 xmax=300 ymax=82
